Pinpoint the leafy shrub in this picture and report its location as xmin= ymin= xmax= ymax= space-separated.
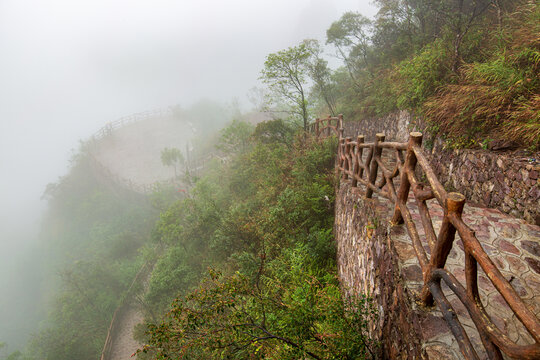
xmin=141 ymin=252 xmax=377 ymax=360
xmin=139 ymin=122 xmax=377 ymax=359
xmin=395 ymin=39 xmax=453 ymax=110
xmin=424 ymin=4 xmax=540 ymax=149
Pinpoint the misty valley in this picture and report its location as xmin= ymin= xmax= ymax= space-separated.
xmin=1 ymin=1 xmax=539 ymax=359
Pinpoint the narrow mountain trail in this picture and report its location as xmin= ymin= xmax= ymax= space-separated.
xmin=90 ymin=114 xmax=184 ymax=360
xmin=101 ymin=266 xmax=152 ymax=360
xmin=108 ymin=302 xmax=145 ymax=360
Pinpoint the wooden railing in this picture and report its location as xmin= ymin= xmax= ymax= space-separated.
xmin=92 ymin=109 xmax=173 ymax=141
xmin=310 ymin=116 xmax=540 ymax=359
xmin=307 ymin=115 xmax=343 ymax=138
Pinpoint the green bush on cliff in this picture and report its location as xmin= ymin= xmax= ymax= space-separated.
xmin=139 ymin=120 xmax=378 ymax=359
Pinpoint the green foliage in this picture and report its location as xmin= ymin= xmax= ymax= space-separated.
xmin=308 ymin=56 xmax=338 ymax=116
xmin=148 ymin=183 xmax=184 ymax=212
xmin=326 ymin=11 xmax=372 ymax=85
xmin=216 ymin=119 xmax=254 ymax=154
xmin=23 ymin=147 xmax=157 ymax=360
xmin=141 ymin=257 xmax=377 ymax=359
xmin=251 ymin=119 xmax=295 ymax=146
xmin=321 ymin=0 xmax=538 ymax=149
xmin=395 ymin=39 xmax=452 ymax=109
xmin=28 ymin=260 xmax=138 ymax=360
xmin=139 ymin=120 xmax=377 ymax=359
xmin=145 ymin=247 xmax=201 ymax=314
xmin=261 ymin=40 xmax=320 ymax=129
xmin=424 ymin=3 xmax=540 ymax=148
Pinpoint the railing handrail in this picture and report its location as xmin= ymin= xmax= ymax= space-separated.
xmin=311 ymin=116 xmax=540 ymax=359
xmin=91 ymin=108 xmax=173 ymax=141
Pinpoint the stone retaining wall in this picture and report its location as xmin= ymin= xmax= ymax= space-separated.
xmin=334 ymin=182 xmax=463 ymax=359
xmin=342 ymin=110 xmax=411 ymax=142
xmin=428 ymin=140 xmax=540 ymax=225
xmin=342 ymin=111 xmax=540 ymax=225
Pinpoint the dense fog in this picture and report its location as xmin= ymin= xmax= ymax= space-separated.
xmin=0 ymin=0 xmax=376 ymax=352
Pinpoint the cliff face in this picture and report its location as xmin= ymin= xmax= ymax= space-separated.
xmin=334 ymin=182 xmax=426 ymax=359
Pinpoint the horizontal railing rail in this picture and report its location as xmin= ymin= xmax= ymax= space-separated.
xmin=91 ymin=108 xmax=173 ymax=141
xmin=310 ymin=116 xmax=540 ymax=359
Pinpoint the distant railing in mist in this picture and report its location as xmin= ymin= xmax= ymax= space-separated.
xmin=91 ymin=109 xmax=173 ymax=141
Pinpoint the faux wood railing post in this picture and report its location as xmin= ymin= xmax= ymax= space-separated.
xmin=465 ymin=246 xmax=504 ymax=359
xmin=326 ymin=118 xmax=331 ymax=137
xmin=365 ymin=133 xmax=385 ymax=198
xmin=357 ymin=135 xmax=365 ymax=181
xmin=338 ymin=137 xmax=345 ymax=170
xmin=421 ymin=192 xmax=465 ymax=305
xmin=391 ymin=132 xmax=423 ymax=223
xmin=342 ymin=137 xmax=352 ymax=180
xmin=351 ymin=135 xmax=363 ymax=187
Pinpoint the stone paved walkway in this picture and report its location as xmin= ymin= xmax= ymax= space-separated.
xmin=106 ymin=270 xmax=151 ymax=360
xmin=108 ymin=302 xmax=144 ymax=360
xmin=387 ymin=194 xmax=540 ymax=358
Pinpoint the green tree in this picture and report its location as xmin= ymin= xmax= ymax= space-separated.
xmin=216 ymin=120 xmax=254 ymax=154
xmin=160 ymin=147 xmax=184 ymax=178
xmin=141 ymin=261 xmax=377 ymax=360
xmin=251 ymin=119 xmax=295 ymax=146
xmin=305 ymin=43 xmax=338 ymax=116
xmin=261 ymin=40 xmax=318 ymax=131
xmin=327 ymin=12 xmax=372 ymax=86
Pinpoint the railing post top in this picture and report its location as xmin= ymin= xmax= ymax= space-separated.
xmin=409 ymin=132 xmax=423 ymax=144
xmin=447 ymin=192 xmax=466 ymax=213
xmin=375 ymin=133 xmax=385 ymax=141
xmin=357 ymin=135 xmax=364 ymax=142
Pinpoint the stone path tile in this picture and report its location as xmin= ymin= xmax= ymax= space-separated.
xmin=109 ymin=303 xmax=144 ymax=360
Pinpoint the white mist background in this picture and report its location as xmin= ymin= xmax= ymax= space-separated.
xmin=0 ymin=0 xmax=376 ymax=349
